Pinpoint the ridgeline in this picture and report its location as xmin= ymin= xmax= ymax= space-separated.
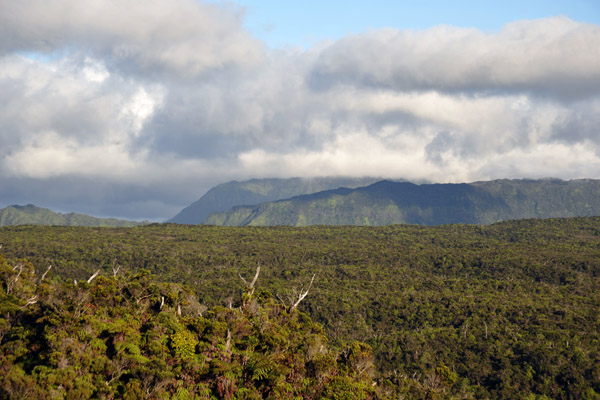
xmin=203 ymin=178 xmax=600 ymax=226
xmin=0 ymin=204 xmax=145 ymax=228
xmin=169 ymin=177 xmax=383 ymax=224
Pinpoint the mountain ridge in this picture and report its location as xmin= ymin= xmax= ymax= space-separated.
xmin=168 ymin=176 xmax=385 ymax=224
xmin=204 ymin=178 xmax=600 ymax=226
xmin=0 ymin=204 xmax=146 ymax=227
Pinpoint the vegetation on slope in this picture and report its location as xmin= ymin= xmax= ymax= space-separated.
xmin=0 ymin=205 xmax=145 ymax=228
xmin=204 ymin=178 xmax=600 ymax=226
xmin=0 ymin=256 xmax=379 ymax=399
xmin=1 ymin=218 xmax=599 ymax=398
xmin=169 ymin=177 xmax=383 ymax=224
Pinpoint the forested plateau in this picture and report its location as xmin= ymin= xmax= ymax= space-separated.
xmin=1 ymin=218 xmax=600 ymax=399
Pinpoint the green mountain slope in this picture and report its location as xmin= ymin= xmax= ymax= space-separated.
xmin=204 ymin=178 xmax=600 ymax=226
xmin=0 ymin=204 xmax=144 ymax=227
xmin=168 ymin=177 xmax=383 ymax=224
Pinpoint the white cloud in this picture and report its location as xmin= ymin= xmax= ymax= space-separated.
xmin=310 ymin=17 xmax=600 ymax=100
xmin=476 ymin=142 xmax=600 ymax=179
xmin=0 ymin=1 xmax=599 ymax=219
xmin=82 ymin=57 xmax=109 ymax=83
xmin=0 ymin=0 xmax=265 ymax=77
xmin=3 ymin=131 xmax=145 ymax=179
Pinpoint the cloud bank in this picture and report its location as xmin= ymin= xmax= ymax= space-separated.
xmin=1 ymin=1 xmax=599 ymax=220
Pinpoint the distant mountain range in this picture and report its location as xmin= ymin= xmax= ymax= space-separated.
xmin=200 ymin=178 xmax=600 ymax=226
xmin=8 ymin=178 xmax=600 ymax=228
xmin=168 ymin=177 xmax=383 ymax=224
xmin=0 ymin=204 xmax=145 ymax=227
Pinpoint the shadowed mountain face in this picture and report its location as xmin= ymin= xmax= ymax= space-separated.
xmin=168 ymin=177 xmax=384 ymax=224
xmin=203 ymin=178 xmax=600 ymax=226
xmin=0 ymin=204 xmax=144 ymax=227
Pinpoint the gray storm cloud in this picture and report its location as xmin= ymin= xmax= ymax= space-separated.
xmin=0 ymin=1 xmax=599 ymax=220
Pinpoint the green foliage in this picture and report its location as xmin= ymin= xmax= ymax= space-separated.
xmin=0 ymin=256 xmax=380 ymax=399
xmin=1 ymin=217 xmax=600 ymax=398
xmin=171 ymin=330 xmax=198 ymax=361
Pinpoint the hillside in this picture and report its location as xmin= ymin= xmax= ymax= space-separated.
xmin=169 ymin=177 xmax=383 ymax=224
xmin=1 ymin=219 xmax=599 ymax=398
xmin=0 ymin=257 xmax=379 ymax=399
xmin=0 ymin=204 xmax=145 ymax=227
xmin=204 ymin=178 xmax=600 ymax=226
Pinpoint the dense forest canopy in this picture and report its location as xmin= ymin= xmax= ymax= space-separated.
xmin=1 ymin=218 xmax=599 ymax=398
xmin=0 ymin=257 xmax=378 ymax=399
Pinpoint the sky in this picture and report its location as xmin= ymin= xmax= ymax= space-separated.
xmin=0 ymin=1 xmax=599 ymax=221
xmin=234 ymin=0 xmax=600 ymax=48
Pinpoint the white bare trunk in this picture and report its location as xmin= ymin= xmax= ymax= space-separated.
xmin=40 ymin=265 xmax=52 ymax=282
xmin=290 ymin=274 xmax=316 ymax=313
xmin=87 ymin=269 xmax=101 ymax=284
xmin=239 ymin=265 xmax=261 ymax=297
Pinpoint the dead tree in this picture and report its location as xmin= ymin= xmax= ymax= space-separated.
xmin=278 ymin=274 xmax=317 ymax=313
xmin=40 ymin=265 xmax=52 ymax=282
xmin=239 ymin=265 xmax=260 ymax=297
xmin=87 ymin=269 xmax=101 ymax=284
xmin=5 ymin=262 xmax=29 ymax=295
xmin=290 ymin=274 xmax=315 ymax=313
xmin=225 ymin=329 xmax=232 ymax=355
xmin=110 ymin=258 xmax=121 ymax=277
xmin=13 ymin=262 xmax=24 ymax=283
xmin=21 ymin=295 xmax=38 ymax=309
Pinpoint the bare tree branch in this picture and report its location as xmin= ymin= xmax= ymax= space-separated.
xmin=6 ymin=263 xmax=25 ymax=294
xmin=40 ymin=265 xmax=52 ymax=282
xmin=87 ymin=269 xmax=101 ymax=284
xmin=290 ymin=274 xmax=316 ymax=313
xmin=135 ymin=294 xmax=152 ymax=305
xmin=225 ymin=329 xmax=231 ymax=354
xmin=13 ymin=263 xmax=23 ymax=283
xmin=249 ymin=265 xmax=260 ymax=289
xmin=111 ymin=258 xmax=121 ymax=277
xmin=21 ymin=295 xmax=38 ymax=308
xmin=275 ymin=293 xmax=288 ymax=308
xmin=240 ymin=265 xmax=261 ymax=297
